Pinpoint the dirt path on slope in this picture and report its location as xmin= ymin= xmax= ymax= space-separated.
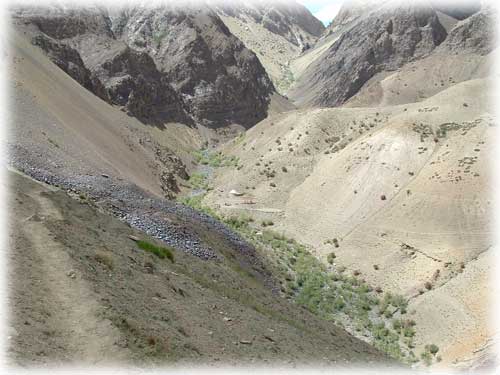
xmin=8 ymin=175 xmax=131 ymax=365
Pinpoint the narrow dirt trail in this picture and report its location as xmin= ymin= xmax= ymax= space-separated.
xmin=9 ymin=177 xmax=131 ymax=365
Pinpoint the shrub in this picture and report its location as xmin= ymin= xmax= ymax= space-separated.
xmin=94 ymin=251 xmax=114 ymax=270
xmin=424 ymin=281 xmax=432 ymax=290
xmin=403 ymin=326 xmax=415 ymax=338
xmin=426 ymin=344 xmax=439 ymax=355
xmin=420 ymin=351 xmax=432 ymax=366
xmin=282 ymin=166 xmax=288 ymax=173
xmin=333 ymin=297 xmax=345 ymax=311
xmin=327 ymin=252 xmax=336 ymax=264
xmin=261 ymin=220 xmax=274 ymax=227
xmin=137 ymin=240 xmax=175 ymax=262
xmin=225 ymin=215 xmax=253 ymax=230
xmin=392 ymin=319 xmax=402 ymax=332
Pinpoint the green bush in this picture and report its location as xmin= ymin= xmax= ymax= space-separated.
xmin=426 ymin=344 xmax=439 ymax=355
xmin=420 ymin=351 xmax=432 ymax=366
xmin=225 ymin=215 xmax=253 ymax=230
xmin=137 ymin=240 xmax=175 ymax=262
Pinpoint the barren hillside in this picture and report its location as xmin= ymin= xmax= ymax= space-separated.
xmin=288 ymin=1 xmax=495 ymax=109
xmin=7 ymin=170 xmax=391 ymax=366
xmin=5 ymin=0 xmax=498 ymax=371
xmin=212 ymin=0 xmax=324 ymax=94
xmin=203 ymin=77 xmax=497 ymax=367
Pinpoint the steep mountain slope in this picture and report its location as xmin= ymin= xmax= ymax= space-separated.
xmin=212 ymin=0 xmax=324 ymax=94
xmin=6 ymin=9 xmax=395 ymax=367
xmin=288 ymin=1 xmax=494 ymax=109
xmin=345 ymin=6 xmax=495 ymax=107
xmin=203 ymin=77 xmax=497 ymax=366
xmin=11 ymin=3 xmax=275 ymax=129
xmin=108 ymin=3 xmax=275 ymax=128
xmin=289 ymin=0 xmax=378 ymax=86
xmin=9 ymin=27 xmax=197 ymax=199
xmin=7 ymin=169 xmax=392 ymax=365
xmin=288 ymin=1 xmax=448 ymax=107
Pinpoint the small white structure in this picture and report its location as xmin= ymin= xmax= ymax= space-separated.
xmin=229 ymin=189 xmax=244 ymax=196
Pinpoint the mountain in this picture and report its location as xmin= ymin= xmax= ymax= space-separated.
xmin=11 ymin=3 xmax=275 ymax=129
xmin=196 ymin=1 xmax=497 ymax=368
xmin=288 ymin=1 xmax=448 ymax=107
xmin=344 ymin=4 xmax=495 ymax=107
xmin=288 ymin=1 xmax=493 ymax=109
xmin=212 ymin=0 xmax=325 ymax=93
xmin=6 ymin=22 xmax=392 ymax=365
xmin=5 ymin=0 xmax=498 ymax=370
xmin=108 ymin=3 xmax=276 ymax=128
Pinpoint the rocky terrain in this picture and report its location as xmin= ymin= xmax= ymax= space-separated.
xmin=5 ymin=0 xmax=498 ymax=371
xmin=194 ymin=0 xmax=497 ymax=369
xmin=212 ymin=0 xmax=324 ymax=93
xmin=11 ymin=3 xmax=275 ymax=128
xmin=288 ymin=1 xmax=495 ymax=109
xmin=7 ymin=169 xmax=393 ymax=366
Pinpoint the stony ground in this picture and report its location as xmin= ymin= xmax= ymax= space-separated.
xmin=6 ymin=170 xmax=394 ymax=367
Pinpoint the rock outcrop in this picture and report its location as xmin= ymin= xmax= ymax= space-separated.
xmin=213 ymin=0 xmax=324 ymax=49
xmin=439 ymin=6 xmax=495 ymax=55
xmin=108 ymin=4 xmax=274 ymax=128
xmin=11 ymin=3 xmax=276 ymax=128
xmin=12 ymin=6 xmax=188 ymax=124
xmin=30 ymin=33 xmax=109 ymax=101
xmin=289 ymin=2 xmax=449 ymax=107
xmin=212 ymin=0 xmax=324 ymax=93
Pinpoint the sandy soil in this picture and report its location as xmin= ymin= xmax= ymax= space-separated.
xmin=204 ymin=78 xmax=497 ymax=366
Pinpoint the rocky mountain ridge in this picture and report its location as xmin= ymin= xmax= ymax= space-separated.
xmin=11 ymin=3 xmax=275 ymax=128
xmin=288 ymin=0 xmax=494 ymax=108
xmin=211 ymin=0 xmax=325 ymax=93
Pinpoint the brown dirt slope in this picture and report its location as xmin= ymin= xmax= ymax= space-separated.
xmin=8 ymin=27 xmax=201 ymax=199
xmin=6 ymin=169 xmax=393 ymax=367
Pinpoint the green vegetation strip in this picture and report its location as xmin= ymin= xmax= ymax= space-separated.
xmin=192 ymin=149 xmax=240 ymax=168
xmin=137 ymin=240 xmax=175 ymax=263
xmin=179 ymin=148 xmax=440 ymax=365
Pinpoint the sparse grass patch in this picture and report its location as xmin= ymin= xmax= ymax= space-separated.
xmin=187 ymin=172 xmax=209 ymax=190
xmin=137 ymin=240 xmax=175 ymax=262
xmin=94 ymin=251 xmax=114 ymax=270
xmin=178 ymin=195 xmax=221 ymax=219
xmin=193 ymin=149 xmax=240 ymax=168
xmin=261 ymin=220 xmax=274 ymax=227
